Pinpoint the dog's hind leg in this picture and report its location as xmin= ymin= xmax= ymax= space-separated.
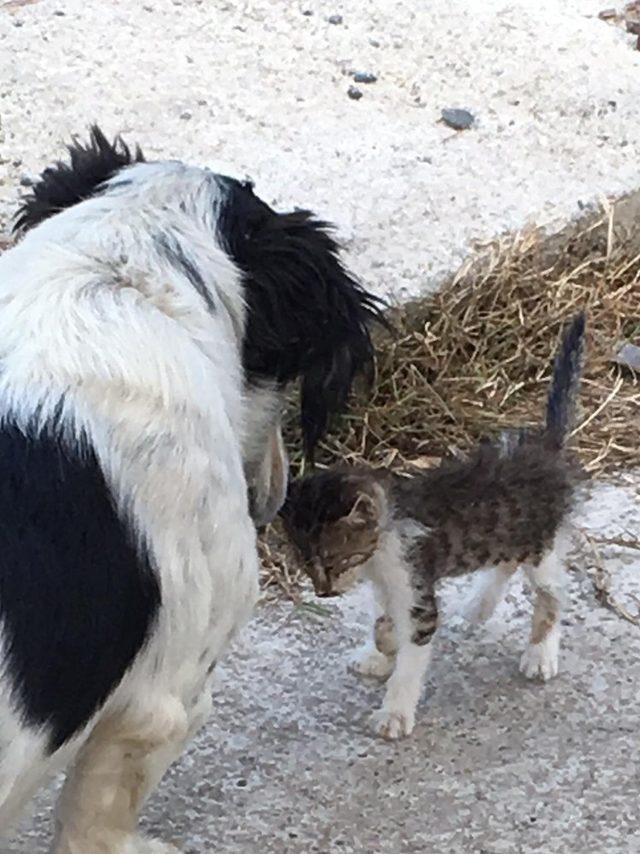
xmin=0 ymin=728 xmax=56 ymax=835
xmin=52 ymin=690 xmax=207 ymax=854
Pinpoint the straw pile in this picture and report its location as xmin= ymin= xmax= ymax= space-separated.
xmin=262 ymin=201 xmax=639 ymax=596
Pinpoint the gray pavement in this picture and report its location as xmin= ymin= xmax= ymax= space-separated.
xmin=8 ymin=476 xmax=640 ymax=853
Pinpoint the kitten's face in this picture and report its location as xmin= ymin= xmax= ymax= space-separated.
xmin=281 ymin=469 xmax=385 ymax=598
xmin=306 ymin=514 xmax=380 ymax=597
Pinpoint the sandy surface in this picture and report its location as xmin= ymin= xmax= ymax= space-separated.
xmin=7 ymin=475 xmax=640 ymax=853
xmin=1 ymin=0 xmax=640 ymax=299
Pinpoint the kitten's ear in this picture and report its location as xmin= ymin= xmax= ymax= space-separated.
xmin=344 ymin=483 xmax=385 ymax=529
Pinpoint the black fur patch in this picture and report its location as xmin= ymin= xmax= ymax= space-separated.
xmin=0 ymin=417 xmax=160 ymax=753
xmin=153 ymin=232 xmax=215 ymax=313
xmin=13 ymin=125 xmax=145 ymax=234
xmin=216 ymin=178 xmax=387 ymax=456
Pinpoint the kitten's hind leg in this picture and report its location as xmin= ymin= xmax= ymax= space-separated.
xmin=519 ymin=547 xmax=566 ymax=681
xmin=463 ymin=565 xmax=513 ymax=624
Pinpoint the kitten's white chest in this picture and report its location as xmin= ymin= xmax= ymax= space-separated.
xmin=364 ymin=528 xmax=416 ymax=644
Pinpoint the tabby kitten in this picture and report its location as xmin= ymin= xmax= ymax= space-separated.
xmin=282 ymin=314 xmax=585 ymax=740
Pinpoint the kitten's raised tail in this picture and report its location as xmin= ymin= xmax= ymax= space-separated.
xmin=545 ymin=312 xmax=586 ymax=449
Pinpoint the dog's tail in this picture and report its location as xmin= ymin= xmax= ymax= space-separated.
xmin=545 ymin=312 xmax=586 ymax=449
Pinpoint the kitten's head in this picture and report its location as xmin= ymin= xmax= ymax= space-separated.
xmin=281 ymin=467 xmax=387 ymax=597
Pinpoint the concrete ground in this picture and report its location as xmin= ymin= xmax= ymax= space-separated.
xmin=1 ymin=0 xmax=640 ymax=851
xmin=7 ymin=477 xmax=640 ymax=853
xmin=0 ymin=0 xmax=640 ymax=299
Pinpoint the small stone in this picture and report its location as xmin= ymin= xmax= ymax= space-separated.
xmin=347 ymin=86 xmax=363 ymax=100
xmin=598 ymin=8 xmax=617 ymax=20
xmin=441 ymin=107 xmax=475 ymax=130
xmin=53 ymin=9 xmax=65 ymax=15
xmin=197 ymin=98 xmax=207 ymax=106
xmin=143 ymin=4 xmax=154 ymax=10
xmin=612 ymin=342 xmax=640 ymax=371
xmin=352 ymin=71 xmax=377 ymax=84
xmin=302 ymin=9 xmax=313 ymax=15
xmin=12 ymin=159 xmax=22 ymax=168
xmin=179 ymin=110 xmax=192 ymax=120
xmin=20 ymin=175 xmax=35 ymax=187
xmin=328 ymin=14 xmax=343 ymax=25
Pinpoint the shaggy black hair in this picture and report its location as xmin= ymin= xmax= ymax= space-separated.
xmin=13 ymin=124 xmax=144 ymax=233
xmin=218 ymin=181 xmax=387 ymax=456
xmin=13 ymin=127 xmax=386 ymax=457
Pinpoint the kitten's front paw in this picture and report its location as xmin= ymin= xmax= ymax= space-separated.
xmin=350 ymin=647 xmax=394 ymax=680
xmin=58 ymin=834 xmax=182 ymax=854
xmin=519 ymin=634 xmax=559 ymax=682
xmin=372 ymin=707 xmax=415 ymax=740
xmin=137 ymin=842 xmax=182 ymax=854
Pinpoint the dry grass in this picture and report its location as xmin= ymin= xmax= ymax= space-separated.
xmin=576 ymin=530 xmax=640 ymax=627
xmin=262 ymin=203 xmax=639 ymax=596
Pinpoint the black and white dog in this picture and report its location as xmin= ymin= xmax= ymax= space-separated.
xmin=0 ymin=127 xmax=383 ymax=852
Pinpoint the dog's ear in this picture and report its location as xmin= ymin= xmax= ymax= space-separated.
xmin=14 ymin=125 xmax=145 ymax=234
xmin=218 ymin=190 xmax=388 ymax=457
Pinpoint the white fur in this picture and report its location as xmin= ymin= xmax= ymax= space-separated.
xmin=371 ymin=643 xmax=432 ymax=740
xmin=350 ymin=583 xmax=395 ymax=679
xmin=350 ymin=643 xmax=395 ymax=680
xmin=463 ymin=565 xmax=512 ymax=624
xmin=0 ymin=163 xmax=281 ymax=848
xmin=519 ymin=538 xmax=568 ymax=681
xmin=363 ymin=526 xmax=433 ymax=740
xmin=520 ymin=623 xmax=560 ymax=681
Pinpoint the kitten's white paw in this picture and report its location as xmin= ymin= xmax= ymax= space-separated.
xmin=462 ymin=568 xmax=509 ymax=625
xmin=350 ymin=647 xmax=394 ymax=680
xmin=372 ymin=707 xmax=415 ymax=740
xmin=59 ymin=835 xmax=182 ymax=854
xmin=463 ymin=595 xmax=498 ymax=625
xmin=519 ymin=632 xmax=559 ymax=682
xmin=141 ymin=842 xmax=182 ymax=854
xmin=117 ymin=837 xmax=182 ymax=854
